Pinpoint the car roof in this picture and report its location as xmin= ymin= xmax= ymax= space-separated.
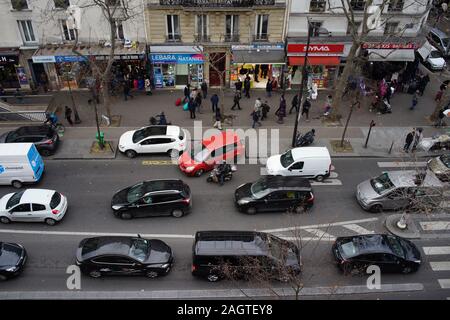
xmin=0 ymin=143 xmax=34 ymax=155
xmin=431 ymin=28 xmax=449 ymax=39
xmin=166 ymin=125 xmax=181 ymax=137
xmin=137 ymin=125 xmax=180 ymax=138
xmin=203 ymin=132 xmax=240 ymax=149
xmin=15 ymin=125 xmax=52 ymax=136
xmin=339 ymin=234 xmax=394 ymax=255
xmin=141 ymin=179 xmax=186 ymax=192
xmin=291 ymin=147 xmax=330 ymax=160
xmin=21 ymin=189 xmax=55 ymax=204
xmin=194 ymin=230 xmax=270 ymax=256
xmin=81 ymin=236 xmax=134 ymax=260
xmin=386 ymin=170 xmax=443 ymax=187
xmin=258 ymin=176 xmax=312 ymax=189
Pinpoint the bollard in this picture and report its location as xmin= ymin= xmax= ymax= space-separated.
xmin=388 ymin=140 xmax=394 ymax=154
xmin=364 ymin=120 xmax=376 ymax=148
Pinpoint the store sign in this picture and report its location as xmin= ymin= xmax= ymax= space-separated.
xmin=232 ymin=44 xmax=284 ymax=51
xmin=32 ymin=56 xmax=56 ymax=63
xmin=287 ymin=44 xmax=345 ymax=56
xmin=55 ymin=55 xmax=88 ymax=63
xmin=0 ymin=55 xmax=19 ymax=65
xmin=361 ymin=43 xmax=417 ymax=49
xmin=150 ymin=53 xmax=204 ymax=64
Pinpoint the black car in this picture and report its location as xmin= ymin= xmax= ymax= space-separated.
xmin=0 ymin=125 xmax=59 ymax=156
xmin=234 ymin=176 xmax=314 ymax=214
xmin=332 ymin=234 xmax=421 ymax=274
xmin=76 ymin=236 xmax=174 ymax=278
xmin=191 ymin=230 xmax=301 ymax=282
xmin=111 ymin=179 xmax=192 ymax=219
xmin=0 ymin=242 xmax=27 ymax=280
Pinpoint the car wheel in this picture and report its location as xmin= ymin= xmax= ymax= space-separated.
xmin=125 ymin=150 xmax=137 ymax=158
xmin=294 ymin=205 xmax=307 ymax=214
xmin=194 ymin=169 xmax=204 ymax=177
xmin=0 ymin=217 xmax=11 ymax=224
xmin=369 ymin=204 xmax=383 ymax=213
xmin=40 ymin=149 xmax=51 ymax=157
xmin=146 ymin=271 xmax=159 ymax=278
xmin=11 ymin=180 xmax=22 ymax=189
xmin=168 ymin=149 xmax=180 ymax=159
xmin=246 ymin=207 xmax=257 ymax=215
xmin=120 ymin=212 xmax=132 ymax=220
xmin=89 ymin=270 xmax=102 ymax=278
xmin=172 ymin=209 xmax=184 ymax=218
xmin=0 ymin=274 xmax=8 ymax=281
xmin=45 ymin=218 xmax=57 ymax=226
xmin=315 ymin=175 xmax=325 ymax=182
xmin=402 ymin=266 xmax=413 ymax=274
xmin=207 ymin=274 xmax=220 ymax=282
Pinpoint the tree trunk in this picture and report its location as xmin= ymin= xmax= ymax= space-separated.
xmin=101 ymin=78 xmax=112 ymax=119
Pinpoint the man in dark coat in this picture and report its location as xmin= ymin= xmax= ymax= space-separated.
xmin=231 ymin=91 xmax=241 ymax=110
xmin=65 ymin=106 xmax=73 ymax=125
xmin=210 ymin=93 xmax=219 ymax=112
xmin=289 ymin=94 xmax=300 ymax=114
xmin=301 ymin=98 xmax=311 ymax=121
xmin=275 ymin=95 xmax=287 ymax=124
xmin=201 ymin=81 xmax=208 ymax=99
xmin=403 ymin=128 xmax=415 ymax=152
xmin=235 ymin=78 xmax=243 ymax=93
xmin=418 ymin=74 xmax=430 ymax=96
xmin=188 ymin=97 xmax=196 ymax=119
xmin=184 ymin=84 xmax=191 ymax=103
xmin=244 ymin=76 xmax=251 ymax=98
xmin=266 ymin=79 xmax=273 ymax=97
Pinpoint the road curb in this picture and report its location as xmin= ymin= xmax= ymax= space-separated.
xmin=384 ymin=214 xmax=421 ymax=239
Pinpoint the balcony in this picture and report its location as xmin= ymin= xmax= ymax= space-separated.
xmin=194 ymin=34 xmax=211 ymax=42
xmin=165 ymin=34 xmax=182 ymax=42
xmin=253 ymin=34 xmax=269 ymax=42
xmin=224 ymin=34 xmax=240 ymax=42
xmin=158 ymin=0 xmax=276 ymax=7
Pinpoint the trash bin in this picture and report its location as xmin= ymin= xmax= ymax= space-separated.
xmin=96 ymin=131 xmax=105 ymax=145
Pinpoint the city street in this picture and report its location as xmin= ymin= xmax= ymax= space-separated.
xmin=0 ymin=158 xmax=449 ymax=299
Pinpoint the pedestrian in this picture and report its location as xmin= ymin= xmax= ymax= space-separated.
xmin=302 ymin=97 xmax=311 ymax=121
xmin=435 ymin=88 xmax=444 ymax=103
xmin=188 ymin=97 xmax=196 ymax=119
xmin=435 ymin=107 xmax=448 ymax=127
xmin=385 ymin=84 xmax=393 ymax=104
xmin=231 ymin=91 xmax=241 ymax=110
xmin=144 ymin=77 xmax=152 ymax=96
xmin=261 ymin=100 xmax=270 ymax=120
xmin=323 ymin=95 xmax=332 ymax=116
xmin=201 ymin=80 xmax=208 ymax=99
xmin=254 ymin=98 xmax=262 ymax=117
xmin=235 ymin=78 xmax=243 ymax=93
xmin=210 ymin=93 xmax=219 ymax=112
xmin=419 ymin=74 xmax=430 ymax=96
xmin=39 ymin=72 xmax=48 ymax=92
xmin=213 ymin=107 xmax=222 ymax=130
xmin=190 ymin=87 xmax=198 ymax=100
xmin=244 ymin=75 xmax=251 ymax=98
xmin=404 ymin=128 xmax=415 ymax=153
xmin=275 ymin=95 xmax=287 ymax=124
xmin=64 ymin=106 xmax=73 ymax=125
xmin=410 ymin=90 xmax=419 ymax=110
xmin=123 ymin=81 xmax=133 ymax=101
xmin=266 ymin=78 xmax=272 ymax=97
xmin=184 ymin=84 xmax=191 ymax=103
xmin=411 ymin=128 xmax=423 ymax=152
xmin=251 ymin=109 xmax=261 ymax=128
xmin=195 ymin=91 xmax=203 ymax=114
xmin=289 ymin=94 xmax=300 ymax=114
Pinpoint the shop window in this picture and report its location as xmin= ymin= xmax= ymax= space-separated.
xmin=225 ymin=15 xmax=239 ymax=42
xmin=384 ymin=22 xmax=399 ymax=35
xmin=17 ymin=20 xmax=36 ymax=44
xmin=61 ymin=20 xmax=76 ymax=41
xmin=347 ymin=21 xmax=362 ymax=35
xmin=309 ymin=21 xmax=324 ymax=37
xmin=196 ymin=15 xmax=209 ymax=42
xmin=255 ymin=14 xmax=269 ymax=41
xmin=167 ymin=15 xmax=181 ymax=42
xmin=350 ymin=0 xmax=366 ymax=11
xmin=54 ymin=0 xmax=70 ymax=9
xmin=112 ymin=20 xmax=125 ymax=40
xmin=11 ymin=0 xmax=28 ymax=10
xmin=388 ymin=0 xmax=404 ymax=12
xmin=309 ymin=0 xmax=326 ymax=12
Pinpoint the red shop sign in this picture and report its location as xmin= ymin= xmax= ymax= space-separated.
xmin=361 ymin=43 xmax=418 ymax=49
xmin=288 ymin=44 xmax=345 ymax=54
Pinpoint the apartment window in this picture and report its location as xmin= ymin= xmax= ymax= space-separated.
xmin=197 ymin=15 xmax=208 ymax=37
xmin=225 ymin=15 xmax=239 ymax=41
xmin=388 ymin=0 xmax=404 ymax=12
xmin=17 ymin=20 xmax=36 ymax=44
xmin=309 ymin=21 xmax=324 ymax=37
xmin=106 ymin=0 xmax=121 ymax=6
xmin=61 ymin=20 xmax=76 ymax=41
xmin=350 ymin=0 xmax=366 ymax=11
xmin=384 ymin=22 xmax=399 ymax=35
xmin=54 ymin=0 xmax=70 ymax=9
xmin=11 ymin=0 xmax=28 ymax=10
xmin=309 ymin=0 xmax=326 ymax=12
xmin=166 ymin=15 xmax=180 ymax=41
xmin=113 ymin=20 xmax=125 ymax=40
xmin=255 ymin=14 xmax=269 ymax=40
xmin=347 ymin=21 xmax=362 ymax=35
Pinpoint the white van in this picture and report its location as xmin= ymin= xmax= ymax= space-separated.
xmin=266 ymin=147 xmax=332 ymax=181
xmin=0 ymin=143 xmax=45 ymax=188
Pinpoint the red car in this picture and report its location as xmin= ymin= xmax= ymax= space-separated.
xmin=178 ymin=131 xmax=245 ymax=177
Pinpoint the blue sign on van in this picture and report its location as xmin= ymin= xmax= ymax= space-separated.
xmin=0 ymin=165 xmax=4 ymax=174
xmin=27 ymin=145 xmax=44 ymax=181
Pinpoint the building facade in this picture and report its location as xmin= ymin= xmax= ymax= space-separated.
xmin=145 ymin=0 xmax=288 ymax=89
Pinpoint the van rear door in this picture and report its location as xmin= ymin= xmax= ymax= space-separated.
xmin=26 ymin=144 xmax=44 ymax=181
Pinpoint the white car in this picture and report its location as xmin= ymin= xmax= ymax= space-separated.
xmin=418 ymin=41 xmax=446 ymax=71
xmin=118 ymin=125 xmax=187 ymax=158
xmin=0 ymin=189 xmax=68 ymax=226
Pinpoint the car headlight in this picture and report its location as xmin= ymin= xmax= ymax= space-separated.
xmin=238 ymin=199 xmax=250 ymax=205
xmin=112 ymin=205 xmax=122 ymax=211
xmin=6 ymin=266 xmax=18 ymax=272
xmin=161 ymin=263 xmax=170 ymax=269
xmin=185 ymin=166 xmax=195 ymax=172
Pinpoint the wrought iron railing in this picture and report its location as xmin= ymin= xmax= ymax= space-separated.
xmin=224 ymin=34 xmax=240 ymax=42
xmin=159 ymin=0 xmax=276 ymax=7
xmin=165 ymin=34 xmax=182 ymax=42
xmin=194 ymin=34 xmax=211 ymax=42
xmin=253 ymin=34 xmax=269 ymax=41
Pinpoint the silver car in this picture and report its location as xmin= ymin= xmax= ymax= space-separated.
xmin=356 ymin=171 xmax=443 ymax=213
xmin=428 ymin=155 xmax=450 ymax=182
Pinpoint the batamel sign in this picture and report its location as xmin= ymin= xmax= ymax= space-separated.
xmin=288 ymin=44 xmax=345 ymax=56
xmin=150 ymin=53 xmax=204 ymax=64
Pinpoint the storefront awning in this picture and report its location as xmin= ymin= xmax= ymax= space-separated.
xmin=367 ymin=49 xmax=415 ymax=62
xmin=232 ymin=50 xmax=285 ymax=64
xmin=289 ymin=56 xmax=340 ymax=66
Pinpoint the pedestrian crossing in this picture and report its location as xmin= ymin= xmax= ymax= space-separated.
xmin=422 ymin=245 xmax=450 ymax=294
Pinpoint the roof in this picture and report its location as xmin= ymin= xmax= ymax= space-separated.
xmin=21 ymin=189 xmax=55 ymax=204
xmin=387 ymin=170 xmax=443 ymax=187
xmin=291 ymin=147 xmax=330 ymax=160
xmin=344 ymin=234 xmax=394 ymax=255
xmin=81 ymin=236 xmax=133 ymax=260
xmin=142 ymin=179 xmax=185 ymax=192
xmin=203 ymin=131 xmax=240 ymax=149
xmin=0 ymin=143 xmax=34 ymax=156
xmin=259 ymin=176 xmax=311 ymax=189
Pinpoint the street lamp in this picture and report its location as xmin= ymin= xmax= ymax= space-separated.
xmin=291 ymin=20 xmax=330 ymax=147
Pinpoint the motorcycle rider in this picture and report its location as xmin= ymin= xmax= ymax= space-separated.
xmin=215 ymin=160 xmax=231 ymax=186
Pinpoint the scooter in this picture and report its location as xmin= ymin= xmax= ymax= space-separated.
xmin=295 ymin=129 xmax=315 ymax=147
xmin=206 ymin=165 xmax=237 ymax=184
xmin=149 ymin=115 xmax=172 ymax=125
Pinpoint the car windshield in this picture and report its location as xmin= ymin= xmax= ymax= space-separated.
xmin=370 ymin=173 xmax=394 ymax=194
xmin=127 ymin=183 xmax=145 ymax=203
xmin=129 ymin=238 xmax=150 ymax=262
xmin=250 ymin=178 xmax=270 ymax=198
xmin=440 ymin=155 xmax=450 ymax=168
xmin=5 ymin=131 xmax=19 ymax=142
xmin=280 ymin=150 xmax=294 ymax=168
xmin=6 ymin=191 xmax=24 ymax=209
xmin=430 ymin=50 xmax=443 ymax=58
xmin=190 ymin=143 xmax=209 ymax=163
xmin=386 ymin=236 xmax=405 ymax=258
xmin=339 ymin=240 xmax=359 ymax=259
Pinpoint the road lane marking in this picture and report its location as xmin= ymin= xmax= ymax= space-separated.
xmin=342 ymin=224 xmax=375 ymax=235
xmin=430 ymin=262 xmax=450 ymax=271
xmin=420 ymin=221 xmax=450 ymax=231
xmin=377 ymin=162 xmax=427 ymax=168
xmin=303 ymin=228 xmax=336 ymax=241
xmin=438 ymin=279 xmax=450 ymax=289
xmin=423 ymin=246 xmax=450 ymax=255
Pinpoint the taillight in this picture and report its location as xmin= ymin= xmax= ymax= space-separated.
xmin=307 ymin=192 xmax=314 ymax=202
xmin=52 ymin=209 xmax=59 ymax=215
xmin=182 ymin=198 xmax=191 ymax=204
xmin=191 ymin=264 xmax=197 ymax=272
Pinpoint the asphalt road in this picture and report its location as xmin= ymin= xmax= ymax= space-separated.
xmin=0 ymin=158 xmax=448 ymax=299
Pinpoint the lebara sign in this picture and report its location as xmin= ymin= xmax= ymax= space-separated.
xmin=150 ymin=53 xmax=204 ymax=64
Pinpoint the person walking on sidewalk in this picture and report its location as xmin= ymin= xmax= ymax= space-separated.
xmin=188 ymin=97 xmax=196 ymax=119
xmin=235 ymin=78 xmax=243 ymax=93
xmin=195 ymin=91 xmax=203 ymax=114
xmin=201 ymin=81 xmax=208 ymax=99
xmin=435 ymin=107 xmax=448 ymax=127
xmin=244 ymin=75 xmax=251 ymax=99
xmin=231 ymin=91 xmax=242 ymax=110
xmin=251 ymin=109 xmax=261 ymax=128
xmin=184 ymin=84 xmax=191 ymax=103
xmin=266 ymin=78 xmax=273 ymax=98
xmin=213 ymin=107 xmax=222 ymax=130
xmin=275 ymin=95 xmax=287 ymax=124
xmin=210 ymin=93 xmax=219 ymax=112
xmin=145 ymin=77 xmax=152 ymax=96
xmin=302 ymin=98 xmax=311 ymax=122
xmin=123 ymin=81 xmax=133 ymax=101
xmin=435 ymin=85 xmax=445 ymax=103
xmin=410 ymin=90 xmax=419 ymax=110
xmin=411 ymin=128 xmax=423 ymax=152
xmin=404 ymin=128 xmax=415 ymax=153
xmin=289 ymin=93 xmax=300 ymax=114
xmin=64 ymin=106 xmax=73 ymax=125
xmin=261 ymin=100 xmax=270 ymax=120
xmin=418 ymin=74 xmax=430 ymax=96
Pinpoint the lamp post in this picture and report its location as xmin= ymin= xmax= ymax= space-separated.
xmin=291 ymin=21 xmax=330 ymax=147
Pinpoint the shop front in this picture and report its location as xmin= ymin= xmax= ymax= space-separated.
xmin=230 ymin=44 xmax=285 ymax=89
xmin=287 ymin=43 xmax=345 ymax=90
xmin=0 ymin=49 xmax=21 ymax=89
xmin=149 ymin=46 xmax=204 ymax=89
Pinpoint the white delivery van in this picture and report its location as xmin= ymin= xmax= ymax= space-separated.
xmin=266 ymin=147 xmax=332 ymax=181
xmin=0 ymin=143 xmax=45 ymax=188
xmin=417 ymin=40 xmax=446 ymax=71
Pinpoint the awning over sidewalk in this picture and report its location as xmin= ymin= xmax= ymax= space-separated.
xmin=288 ymin=56 xmax=340 ymax=65
xmin=232 ymin=50 xmax=285 ymax=64
xmin=367 ymin=49 xmax=415 ymax=62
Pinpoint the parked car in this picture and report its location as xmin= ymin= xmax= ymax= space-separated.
xmin=76 ymin=235 xmax=174 ymax=278
xmin=0 ymin=189 xmax=68 ymax=225
xmin=191 ymin=230 xmax=301 ymax=282
xmin=356 ymin=171 xmax=443 ymax=213
xmin=427 ymin=154 xmax=450 ymax=182
xmin=0 ymin=242 xmax=27 ymax=281
xmin=265 ymin=147 xmax=331 ymax=182
xmin=417 ymin=41 xmax=446 ymax=71
xmin=234 ymin=176 xmax=314 ymax=214
xmin=332 ymin=234 xmax=421 ymax=274
xmin=178 ymin=131 xmax=245 ymax=177
xmin=111 ymin=179 xmax=191 ymax=219
xmin=0 ymin=125 xmax=59 ymax=156
xmin=418 ymin=134 xmax=450 ymax=152
xmin=427 ymin=28 xmax=450 ymax=57
xmin=118 ymin=125 xmax=187 ymax=158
